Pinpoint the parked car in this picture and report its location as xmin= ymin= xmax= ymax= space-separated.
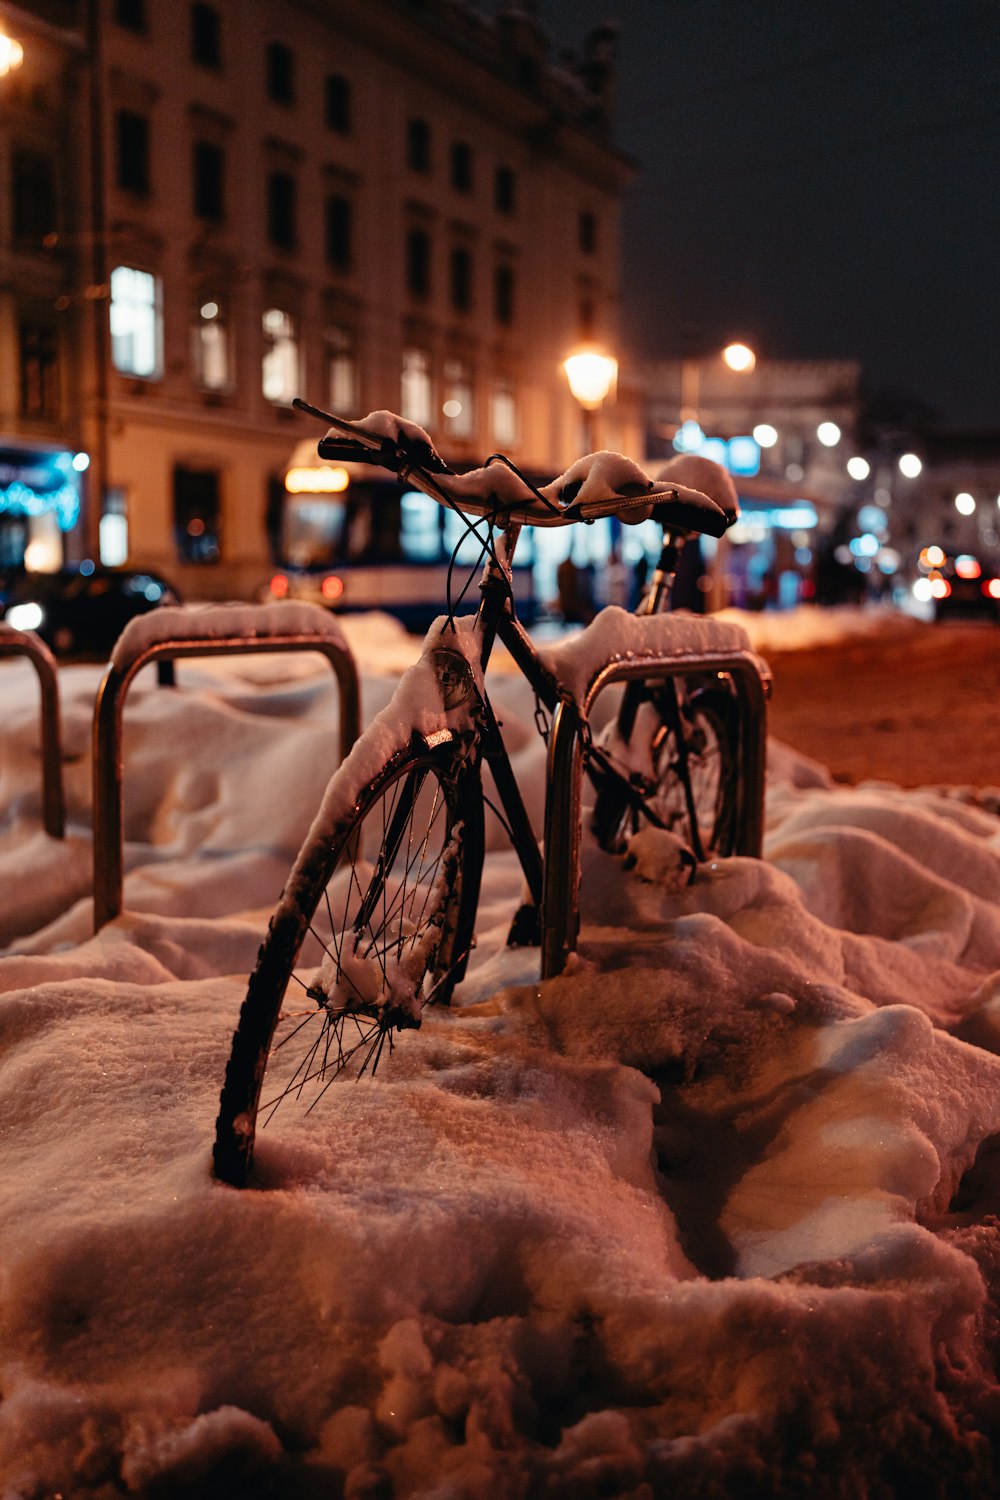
xmin=927 ymin=553 xmax=1000 ymax=622
xmin=0 ymin=565 xmax=181 ymax=657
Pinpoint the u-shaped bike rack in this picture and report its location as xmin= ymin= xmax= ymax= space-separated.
xmin=540 ymin=647 xmax=771 ymax=979
xmin=0 ymin=624 xmax=65 ymax=840
xmin=91 ymin=608 xmax=360 ymax=931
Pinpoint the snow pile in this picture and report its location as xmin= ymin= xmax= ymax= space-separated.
xmin=1 ymin=623 xmax=1000 ymax=1496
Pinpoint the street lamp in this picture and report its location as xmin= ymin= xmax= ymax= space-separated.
xmin=0 ymin=28 xmax=24 ymax=75
xmin=680 ymin=342 xmax=756 ymax=426
xmin=562 ymin=344 xmax=618 ymax=450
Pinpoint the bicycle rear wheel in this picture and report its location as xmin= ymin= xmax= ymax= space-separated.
xmin=213 ymin=735 xmax=483 ymax=1186
xmin=591 ymin=677 xmax=739 ymax=861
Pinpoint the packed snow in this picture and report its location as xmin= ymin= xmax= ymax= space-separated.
xmin=2 ymin=606 xmax=1000 ymax=1496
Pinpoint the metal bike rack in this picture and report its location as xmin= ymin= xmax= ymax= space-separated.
xmin=540 ymin=648 xmax=771 ymax=979
xmin=91 ymin=614 xmax=360 ymax=931
xmin=0 ymin=624 xmax=65 ymax=839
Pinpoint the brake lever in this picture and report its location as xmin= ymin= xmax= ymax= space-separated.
xmin=292 ymin=397 xmax=385 ymax=452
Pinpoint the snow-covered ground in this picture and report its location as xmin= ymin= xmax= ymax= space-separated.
xmin=2 ymin=607 xmax=1000 ymax=1496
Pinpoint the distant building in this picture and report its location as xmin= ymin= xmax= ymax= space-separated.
xmin=639 ymin=356 xmax=862 ymax=608
xmin=0 ymin=0 xmax=634 ymax=597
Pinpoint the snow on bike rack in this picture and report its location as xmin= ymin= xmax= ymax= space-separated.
xmin=92 ymin=602 xmax=361 ymax=931
xmin=0 ymin=623 xmax=65 ymax=839
xmin=536 ymin=607 xmax=771 ymax=978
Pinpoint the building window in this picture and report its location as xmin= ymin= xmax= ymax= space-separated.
xmin=579 ymin=210 xmax=597 ymax=254
xmin=192 ymin=140 xmax=225 ymax=220
xmin=18 ymin=323 xmax=59 ymax=419
xmin=262 ymin=307 xmax=299 ymax=403
xmin=401 ymin=348 xmax=432 ymax=428
xmin=192 ymin=298 xmax=230 ymax=391
xmin=450 ymin=141 xmax=472 ymax=193
xmin=325 ymin=326 xmax=358 ymax=414
xmin=494 ymin=264 xmax=515 ymax=325
xmin=12 ymin=151 xmax=56 ymax=243
xmin=407 ymin=117 xmax=431 ymax=172
xmin=442 ymin=359 xmax=473 ymax=439
xmin=115 ymin=0 xmax=145 ymax=31
xmin=449 ymin=246 xmax=472 ymax=313
xmin=100 ymin=490 xmax=129 ymax=568
xmin=324 ymin=195 xmax=352 ymax=271
xmin=325 ymin=72 xmax=350 ymax=132
xmin=191 ymin=3 xmax=221 ymax=68
xmin=406 ymin=228 xmax=431 ymax=298
xmin=109 ymin=265 xmax=161 ymax=378
xmin=491 ymin=378 xmax=517 ymax=446
xmin=495 ymin=165 xmax=515 ymax=214
xmin=116 ymin=109 xmax=150 ymax=195
xmin=266 ymin=40 xmax=294 ymax=103
xmin=267 ymin=171 xmax=297 ymax=249
xmin=174 ymin=466 xmax=221 ymax=563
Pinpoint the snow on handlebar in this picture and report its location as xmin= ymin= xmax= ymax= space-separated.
xmin=297 ymin=401 xmax=731 ymax=538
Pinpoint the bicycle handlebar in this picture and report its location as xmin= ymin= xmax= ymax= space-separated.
xmin=294 ymin=398 xmax=732 ymax=538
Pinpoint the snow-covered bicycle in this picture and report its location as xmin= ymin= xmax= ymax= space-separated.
xmin=213 ymin=404 xmax=767 ymax=1186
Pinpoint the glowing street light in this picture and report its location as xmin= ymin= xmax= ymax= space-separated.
xmin=846 ymin=456 xmax=870 ymax=481
xmin=955 ymin=491 xmax=976 ymax=516
xmin=562 ymin=345 xmax=618 ymax=410
xmin=722 ymin=342 xmax=756 ymax=373
xmin=562 ymin=344 xmax=618 ymax=452
xmin=816 ymin=421 xmax=841 ymax=447
xmin=753 ymin=423 xmax=778 ymax=448
xmin=898 ymin=452 xmax=922 ymax=478
xmin=0 ymin=29 xmax=24 ymax=74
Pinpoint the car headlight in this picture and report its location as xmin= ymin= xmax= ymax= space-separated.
xmin=6 ymin=602 xmax=45 ymax=631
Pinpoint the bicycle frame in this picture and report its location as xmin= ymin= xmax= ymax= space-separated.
xmin=443 ymin=515 xmax=710 ymax=951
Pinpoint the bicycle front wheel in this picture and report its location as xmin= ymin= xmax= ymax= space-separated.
xmin=592 ymin=678 xmax=739 ymax=861
xmin=214 ymin=735 xmax=483 ymax=1186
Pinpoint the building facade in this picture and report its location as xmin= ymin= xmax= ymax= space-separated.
xmin=0 ymin=0 xmax=634 ymax=597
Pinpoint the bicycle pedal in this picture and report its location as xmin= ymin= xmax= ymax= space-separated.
xmin=506 ymin=902 xmax=541 ymax=947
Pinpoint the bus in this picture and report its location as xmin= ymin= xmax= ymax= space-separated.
xmin=263 ymin=458 xmax=538 ymax=631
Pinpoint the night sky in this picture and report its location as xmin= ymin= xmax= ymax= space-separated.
xmin=535 ymin=0 xmax=1000 ymax=430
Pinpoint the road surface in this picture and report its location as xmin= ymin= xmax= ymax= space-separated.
xmin=765 ymin=620 xmax=1000 ymax=790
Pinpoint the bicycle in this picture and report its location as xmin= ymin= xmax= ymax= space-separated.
xmin=213 ymin=403 xmax=767 ymax=1186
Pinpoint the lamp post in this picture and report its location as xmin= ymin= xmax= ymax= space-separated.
xmin=562 ymin=344 xmax=618 ymax=452
xmin=680 ymin=342 xmax=757 ymax=429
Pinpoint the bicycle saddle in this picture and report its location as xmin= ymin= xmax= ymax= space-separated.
xmin=653 ymin=455 xmax=740 ymax=530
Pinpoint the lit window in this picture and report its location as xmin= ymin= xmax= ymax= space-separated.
xmin=490 ymin=379 xmax=517 ymax=446
xmin=442 ymin=359 xmax=473 ymax=439
xmin=262 ymin=307 xmax=299 ymax=403
xmin=110 ymin=265 xmax=161 ymax=377
xmin=324 ymin=326 xmax=357 ymax=414
xmin=193 ymin=299 xmax=230 ymax=391
xmin=100 ymin=489 xmax=129 ymax=567
xmin=401 ymin=348 xmax=432 ymax=428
